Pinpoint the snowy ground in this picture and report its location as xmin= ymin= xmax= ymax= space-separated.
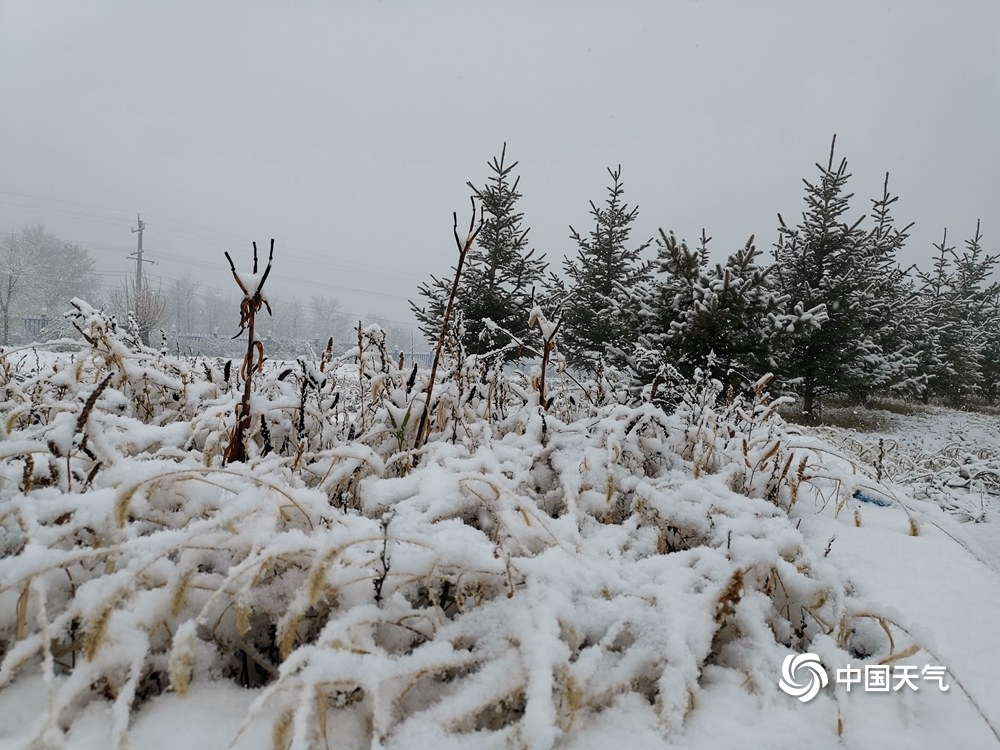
xmin=1 ymin=326 xmax=998 ymax=750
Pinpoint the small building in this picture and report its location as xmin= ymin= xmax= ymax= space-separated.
xmin=22 ymin=314 xmax=50 ymax=338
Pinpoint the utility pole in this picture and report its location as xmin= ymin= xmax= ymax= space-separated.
xmin=129 ymin=213 xmax=154 ymax=295
xmin=126 ymin=214 xmax=159 ymax=347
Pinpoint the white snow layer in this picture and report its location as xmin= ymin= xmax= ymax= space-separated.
xmin=0 ymin=309 xmax=997 ymax=750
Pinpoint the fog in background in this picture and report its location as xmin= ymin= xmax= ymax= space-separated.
xmin=2 ymin=0 xmax=998 ymax=345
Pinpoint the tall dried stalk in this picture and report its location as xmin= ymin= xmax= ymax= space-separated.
xmin=415 ymin=199 xmax=482 ymax=449
xmin=528 ymin=303 xmax=561 ymax=411
xmin=224 ymin=240 xmax=274 ymax=464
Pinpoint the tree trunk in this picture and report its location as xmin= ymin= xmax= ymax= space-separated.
xmin=803 ymin=379 xmax=816 ymax=423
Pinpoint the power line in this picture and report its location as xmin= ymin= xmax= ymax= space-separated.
xmin=0 ymin=191 xmax=423 ymax=283
xmin=0 ymin=200 xmax=132 ymax=231
xmin=0 ymin=189 xmax=428 ymax=317
xmin=0 ymin=205 xmax=425 ymax=302
xmin=0 ymin=189 xmax=137 ymax=217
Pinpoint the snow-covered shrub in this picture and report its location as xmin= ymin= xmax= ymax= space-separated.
xmin=813 ymin=410 xmax=1000 ymax=524
xmin=1 ymin=300 xmax=988 ymax=749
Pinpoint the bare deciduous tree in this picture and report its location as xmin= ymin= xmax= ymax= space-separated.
xmin=111 ymin=276 xmax=167 ymax=347
xmin=0 ymin=226 xmax=99 ymax=345
xmin=0 ymin=231 xmax=31 ymax=345
xmin=171 ymin=274 xmax=201 ymax=335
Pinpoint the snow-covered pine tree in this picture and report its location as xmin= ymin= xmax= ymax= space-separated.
xmin=625 ymin=228 xmax=820 ymax=398
xmin=701 ymin=235 xmax=812 ymax=391
xmin=610 ymin=229 xmax=700 ymax=402
xmin=771 ymin=136 xmax=883 ymax=419
xmin=912 ymin=230 xmax=963 ymax=404
xmin=914 ymin=222 xmax=999 ymax=404
xmin=978 ymin=230 xmax=1000 ymax=403
xmin=412 ymin=144 xmax=546 ymax=361
xmin=982 ymin=313 xmax=1000 ymax=404
xmin=843 ymin=174 xmax=920 ymax=405
xmin=953 ymin=224 xmax=999 ymax=360
xmin=555 ymin=166 xmax=652 ymax=371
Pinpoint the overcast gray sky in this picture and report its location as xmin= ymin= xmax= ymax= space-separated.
xmin=2 ymin=1 xmax=998 ymax=338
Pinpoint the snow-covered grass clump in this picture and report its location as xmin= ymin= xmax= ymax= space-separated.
xmin=1 ymin=301 xmax=997 ymax=749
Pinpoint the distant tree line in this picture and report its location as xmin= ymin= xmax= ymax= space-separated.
xmin=412 ymin=139 xmax=1000 ymax=415
xmin=0 ymin=226 xmax=99 ymax=345
xmin=0 ymin=226 xmax=412 ymax=356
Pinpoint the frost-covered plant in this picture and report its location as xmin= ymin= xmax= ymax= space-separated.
xmin=816 ymin=419 xmax=1000 ymax=524
xmin=223 ymin=240 xmax=274 ymax=464
xmin=2 ymin=258 xmax=990 ymax=748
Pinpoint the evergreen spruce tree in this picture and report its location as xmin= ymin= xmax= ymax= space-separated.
xmin=556 ymin=166 xmax=652 ymax=371
xmin=771 ymin=136 xmax=894 ymax=418
xmin=913 ymin=231 xmax=962 ymax=403
xmin=982 ymin=313 xmax=1000 ymax=404
xmin=411 ymin=144 xmax=546 ymax=361
xmin=625 ymin=229 xmax=705 ymax=391
xmin=626 ymin=229 xmax=820 ymax=397
xmin=914 ymin=222 xmax=999 ymax=404
xmin=843 ymin=174 xmax=920 ymax=404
